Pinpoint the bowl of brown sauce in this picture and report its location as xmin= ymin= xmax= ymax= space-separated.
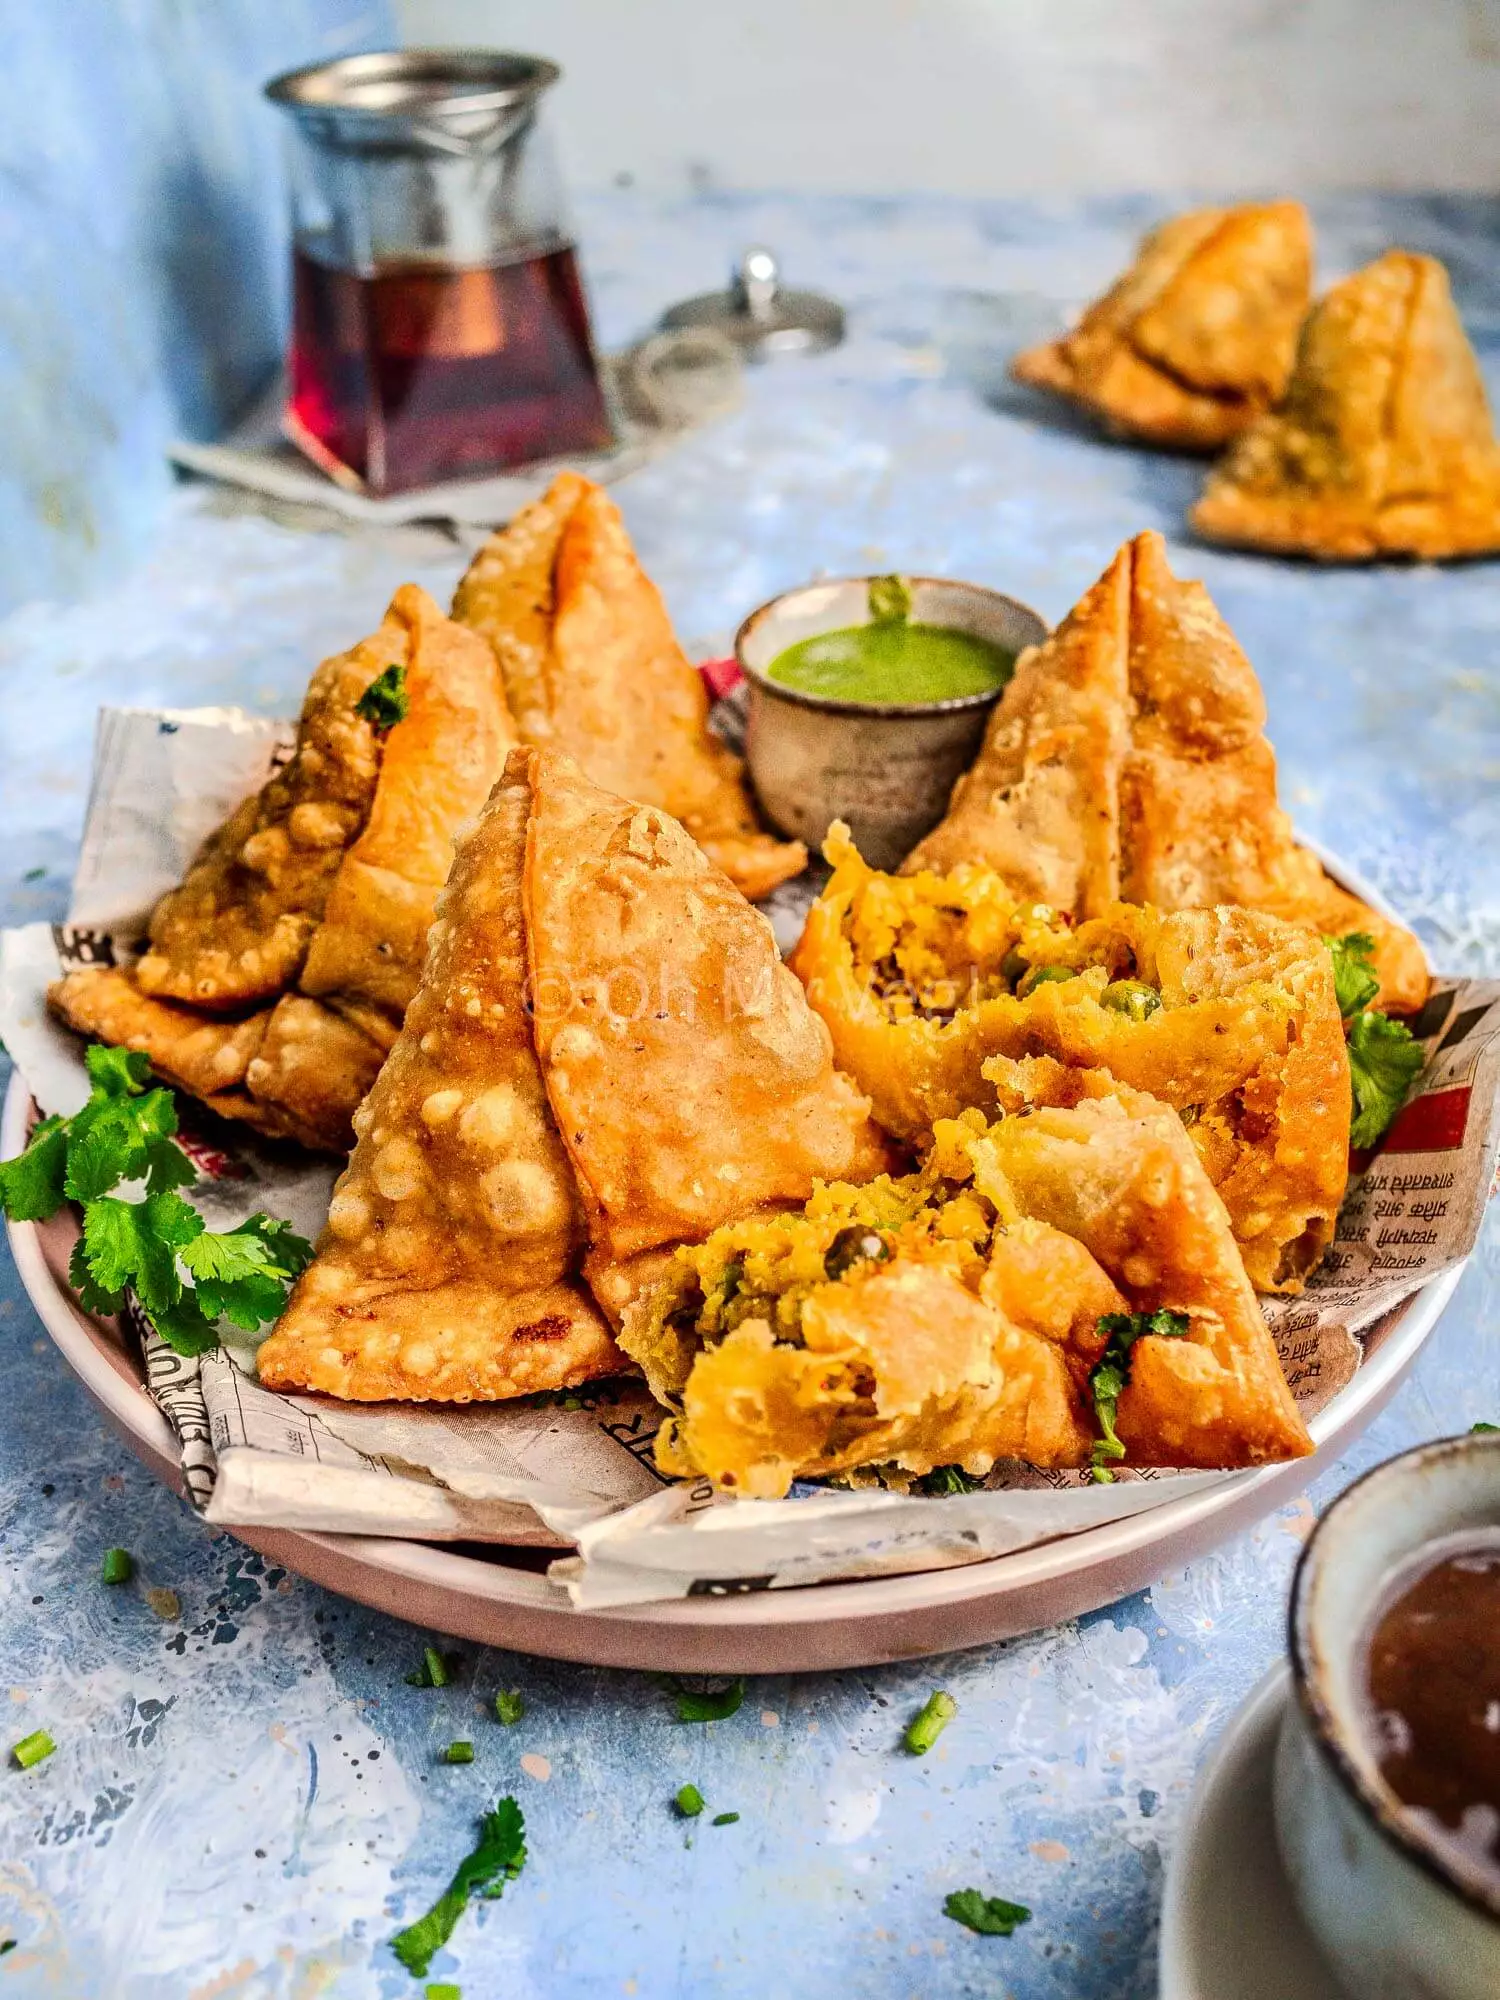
xmin=1276 ymin=1432 xmax=1500 ymax=1999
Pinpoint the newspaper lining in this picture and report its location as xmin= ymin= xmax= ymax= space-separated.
xmin=3 ymin=705 xmax=1497 ymax=1608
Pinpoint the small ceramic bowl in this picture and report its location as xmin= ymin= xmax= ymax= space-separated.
xmin=735 ymin=576 xmax=1047 ymax=871
xmin=1275 ymin=1433 xmax=1500 ymax=2000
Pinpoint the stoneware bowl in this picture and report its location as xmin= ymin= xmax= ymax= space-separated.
xmin=735 ymin=576 xmax=1046 ymax=870
xmin=1275 ymin=1433 xmax=1500 ymax=1999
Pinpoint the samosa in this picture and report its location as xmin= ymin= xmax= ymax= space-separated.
xmin=1012 ymin=202 xmax=1312 ymax=451
xmin=623 ymin=1070 xmax=1311 ymax=1496
xmin=50 ymin=586 xmax=515 ymax=1152
xmin=903 ymin=531 xmax=1427 ymax=1012
xmin=260 ymin=746 xmax=886 ymax=1401
xmin=791 ymin=829 xmax=1351 ymax=1293
xmin=1192 ymin=250 xmax=1500 ymax=560
xmin=452 ymin=472 xmax=806 ymax=900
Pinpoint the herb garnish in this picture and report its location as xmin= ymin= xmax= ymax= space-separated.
xmin=100 ymin=1548 xmax=134 ymax=1586
xmin=1325 ymin=932 xmax=1381 ymax=1021
xmin=667 ymin=1677 xmax=744 ymax=1723
xmin=11 ymin=1730 xmax=55 ymax=1770
xmin=356 ymin=663 xmax=409 ymax=732
xmin=494 ymin=1689 xmax=525 ymax=1726
xmin=0 ymin=1046 xmax=313 ymax=1355
xmin=712 ymin=1812 xmax=740 ymax=1826
xmin=903 ymin=1689 xmax=957 ymax=1755
xmin=425 ymin=1985 xmax=461 ymax=2000
xmin=440 ymin=1742 xmax=474 ymax=1766
xmin=674 ymin=1783 xmax=705 ymax=1818
xmin=390 ymin=1797 xmax=527 ymax=1978
xmin=1347 ymin=1009 xmax=1425 ymax=1149
xmin=1473 ymin=1422 xmax=1499 ymax=1434
xmin=406 ymin=1646 xmax=453 ymax=1689
xmin=918 ymin=1464 xmax=984 ymax=1496
xmin=1090 ymin=1310 xmax=1191 ymax=1478
xmin=943 ymin=1888 xmax=1032 ymax=1936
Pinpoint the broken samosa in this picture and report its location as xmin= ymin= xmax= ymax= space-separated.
xmin=258 ymin=752 xmax=620 ymax=1400
xmin=49 ymin=586 xmax=516 ymax=1152
xmin=623 ymin=1073 xmax=1311 ymax=1496
xmin=1012 ymin=202 xmax=1312 ymax=451
xmin=903 ymin=531 xmax=1427 ymax=1012
xmin=791 ymin=828 xmax=1351 ymax=1291
xmin=453 ymin=472 xmax=806 ymax=899
xmin=1192 ymin=250 xmax=1500 ymax=560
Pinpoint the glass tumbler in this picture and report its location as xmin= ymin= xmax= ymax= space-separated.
xmin=265 ymin=49 xmax=614 ymax=494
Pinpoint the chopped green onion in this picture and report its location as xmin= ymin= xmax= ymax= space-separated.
xmin=425 ymin=1985 xmax=461 ymax=2000
xmin=903 ymin=1689 xmax=957 ymax=1755
xmin=406 ymin=1645 xmax=451 ymax=1688
xmin=674 ymin=1783 xmax=705 ymax=1818
xmin=440 ymin=1742 xmax=474 ymax=1766
xmin=494 ymin=1688 xmax=525 ymax=1726
xmin=100 ymin=1548 xmax=134 ymax=1585
xmin=711 ymin=1811 xmax=740 ymax=1826
xmin=12 ymin=1730 xmax=55 ymax=1770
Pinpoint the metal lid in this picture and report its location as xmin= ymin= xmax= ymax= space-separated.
xmin=661 ymin=247 xmax=844 ymax=359
xmin=265 ymin=48 xmax=560 ymax=151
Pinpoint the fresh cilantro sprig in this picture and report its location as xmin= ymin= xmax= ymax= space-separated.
xmin=0 ymin=1045 xmax=312 ymax=1355
xmin=390 ymin=1797 xmax=527 ymax=1978
xmin=1347 ymin=1009 xmax=1425 ymax=1150
xmin=1324 ymin=931 xmax=1381 ymax=1021
xmin=1090 ymin=1310 xmax=1191 ymax=1480
xmin=943 ymin=1888 xmax=1032 ymax=1936
xmin=357 ymin=663 xmax=409 ymax=733
xmin=918 ymin=1464 xmax=984 ymax=1496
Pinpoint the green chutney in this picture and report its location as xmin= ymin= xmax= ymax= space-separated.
xmin=766 ymin=621 xmax=1016 ymax=705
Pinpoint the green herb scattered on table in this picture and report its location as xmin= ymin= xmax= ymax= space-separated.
xmin=494 ymin=1689 xmax=524 ymax=1726
xmin=100 ymin=1548 xmax=134 ymax=1586
xmin=356 ymin=662 xmax=409 ymax=732
xmin=439 ymin=1742 xmax=474 ymax=1766
xmin=1347 ymin=1009 xmax=1425 ymax=1149
xmin=1089 ymin=1310 xmax=1190 ymax=1480
xmin=1473 ymin=1421 xmax=1499 ymax=1434
xmin=11 ymin=1730 xmax=54 ymax=1771
xmin=711 ymin=1812 xmax=740 ymax=1827
xmin=674 ymin=1783 xmax=705 ymax=1818
xmin=390 ymin=1796 xmax=527 ymax=1978
xmin=903 ymin=1689 xmax=957 ymax=1755
xmin=0 ymin=1938 xmax=15 ymax=1955
xmin=943 ymin=1888 xmax=1032 ymax=1936
xmin=0 ymin=1046 xmax=313 ymax=1356
xmin=425 ymin=1984 xmax=461 ymax=2000
xmin=668 ymin=1677 xmax=744 ymax=1723
xmin=406 ymin=1646 xmax=452 ymax=1689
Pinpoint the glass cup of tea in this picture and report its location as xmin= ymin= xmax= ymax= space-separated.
xmin=265 ymin=49 xmax=615 ymax=495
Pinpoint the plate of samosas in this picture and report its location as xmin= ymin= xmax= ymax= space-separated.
xmin=4 ymin=470 xmax=1480 ymax=1671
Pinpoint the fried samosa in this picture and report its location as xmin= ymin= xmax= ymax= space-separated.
xmin=623 ymin=1074 xmax=1311 ymax=1496
xmin=1192 ymin=250 xmax=1500 ymax=561
xmin=260 ymin=745 xmax=884 ymax=1400
xmin=49 ymin=586 xmax=516 ymax=1152
xmin=452 ymin=472 xmax=806 ymax=900
xmin=904 ymin=531 xmax=1427 ymax=1012
xmin=1012 ymin=202 xmax=1312 ymax=451
xmin=791 ymin=827 xmax=1350 ymax=1291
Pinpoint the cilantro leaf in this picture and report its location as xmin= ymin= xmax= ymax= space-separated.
xmin=1348 ymin=1010 xmax=1425 ymax=1149
xmin=390 ymin=1797 xmax=527 ymax=1978
xmin=145 ymin=1292 xmax=222 ymax=1357
xmin=918 ymin=1464 xmax=983 ymax=1496
xmin=357 ymin=663 xmax=409 ymax=733
xmin=1090 ymin=1310 xmax=1191 ymax=1472
xmin=1473 ymin=1422 xmax=1499 ymax=1434
xmin=943 ymin=1888 xmax=1032 ymax=1937
xmin=1324 ymin=931 xmax=1380 ymax=1021
xmin=68 ymin=1234 xmax=125 ymax=1318
xmin=180 ymin=1217 xmax=313 ymax=1330
xmin=0 ymin=1114 xmax=69 ymax=1222
xmin=64 ymin=1082 xmax=180 ymax=1201
xmin=668 ymin=1677 xmax=744 ymax=1723
xmin=84 ymin=1045 xmax=153 ymax=1097
xmin=82 ymin=1193 xmax=203 ymax=1317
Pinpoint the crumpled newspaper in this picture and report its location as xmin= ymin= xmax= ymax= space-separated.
xmin=3 ymin=704 xmax=1497 ymax=1608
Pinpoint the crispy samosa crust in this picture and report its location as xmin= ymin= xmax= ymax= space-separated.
xmin=904 ymin=531 xmax=1426 ymax=1012
xmin=791 ymin=830 xmax=1351 ymax=1291
xmin=1012 ymin=202 xmax=1312 ymax=451
xmin=453 ymin=473 xmax=806 ymax=900
xmin=522 ymin=748 xmax=889 ymax=1273
xmin=49 ymin=587 xmax=516 ymax=1153
xmin=1192 ymin=250 xmax=1500 ymax=561
xmin=624 ymin=1079 xmax=1310 ymax=1495
xmin=258 ymin=755 xmax=621 ymax=1401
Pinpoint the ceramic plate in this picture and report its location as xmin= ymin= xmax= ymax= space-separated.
xmin=1159 ymin=1665 xmax=1343 ymax=1999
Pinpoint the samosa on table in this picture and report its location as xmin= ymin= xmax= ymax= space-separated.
xmin=902 ymin=530 xmax=1428 ymax=1014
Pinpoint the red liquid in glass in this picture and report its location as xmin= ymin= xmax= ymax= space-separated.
xmin=287 ymin=243 xmax=614 ymax=494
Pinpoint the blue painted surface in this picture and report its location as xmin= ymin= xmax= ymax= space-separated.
xmin=0 ymin=0 xmax=393 ymax=616
xmin=0 ymin=188 xmax=1498 ymax=1997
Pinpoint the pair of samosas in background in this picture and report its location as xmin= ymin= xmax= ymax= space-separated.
xmin=52 ymin=477 xmax=802 ymax=1153
xmin=1014 ymin=202 xmax=1500 ymax=561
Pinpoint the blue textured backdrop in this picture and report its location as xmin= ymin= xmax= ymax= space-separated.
xmin=0 ymin=0 xmax=393 ymax=615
